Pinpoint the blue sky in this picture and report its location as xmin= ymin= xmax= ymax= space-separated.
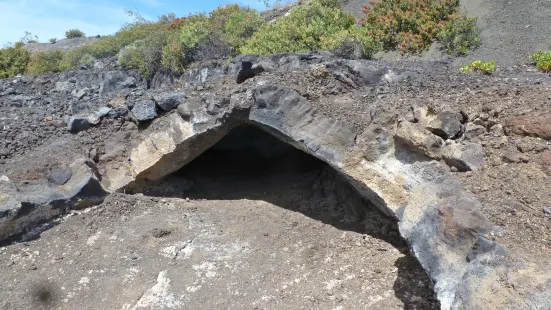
xmin=0 ymin=0 xmax=292 ymax=46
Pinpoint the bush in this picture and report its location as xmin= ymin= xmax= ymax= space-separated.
xmin=180 ymin=14 xmax=210 ymax=53
xmin=59 ymin=47 xmax=93 ymax=71
xmin=49 ymin=38 xmax=57 ymax=44
xmin=240 ymin=0 xmax=377 ymax=57
xmin=362 ymin=0 xmax=479 ymax=55
xmin=179 ymin=5 xmax=264 ymax=62
xmin=60 ymin=16 xmax=171 ymax=72
xmin=20 ymin=31 xmax=38 ymax=44
xmin=26 ymin=50 xmax=64 ymax=75
xmin=211 ymin=4 xmax=265 ymax=54
xmin=437 ymin=12 xmax=480 ymax=56
xmin=65 ymin=29 xmax=85 ymax=39
xmin=119 ymin=33 xmax=167 ymax=79
xmin=531 ymin=51 xmax=551 ymax=73
xmin=460 ymin=60 xmax=495 ymax=74
xmin=161 ymin=31 xmax=186 ymax=73
xmin=0 ymin=42 xmax=30 ymax=78
xmin=320 ymin=26 xmax=379 ymax=59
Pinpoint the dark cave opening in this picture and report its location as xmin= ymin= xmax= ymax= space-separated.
xmin=142 ymin=123 xmax=440 ymax=309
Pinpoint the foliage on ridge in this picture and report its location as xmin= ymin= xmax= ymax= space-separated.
xmin=0 ymin=0 xmax=484 ymax=79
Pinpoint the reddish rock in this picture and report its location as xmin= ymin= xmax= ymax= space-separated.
xmin=506 ymin=111 xmax=551 ymax=140
xmin=542 ymin=150 xmax=551 ymax=173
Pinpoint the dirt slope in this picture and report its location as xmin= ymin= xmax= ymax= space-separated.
xmin=340 ymin=0 xmax=551 ymax=67
xmin=459 ymin=0 xmax=551 ymax=67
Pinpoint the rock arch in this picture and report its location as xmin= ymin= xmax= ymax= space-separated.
xmin=100 ymin=84 xmax=498 ymax=309
xmin=3 ymin=53 xmax=548 ymax=309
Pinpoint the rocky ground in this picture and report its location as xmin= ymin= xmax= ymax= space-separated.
xmin=0 ymin=168 xmax=438 ymax=310
xmin=1 ymin=51 xmax=551 ymax=309
xmin=2 ymin=1 xmax=551 ymax=309
xmin=24 ymin=36 xmax=101 ymax=54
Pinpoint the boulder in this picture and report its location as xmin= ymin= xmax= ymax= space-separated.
xmin=107 ymin=93 xmax=127 ymax=109
xmin=235 ymin=56 xmax=270 ymax=83
xmin=443 ymin=141 xmax=485 ymax=171
xmin=49 ymin=167 xmax=72 ymax=185
xmin=395 ymin=121 xmax=444 ymax=159
xmin=1 ymin=158 xmax=107 ymax=242
xmin=99 ymin=71 xmax=137 ymax=98
xmin=154 ymin=92 xmax=186 ymax=112
xmin=464 ymin=123 xmax=487 ymax=140
xmin=87 ymin=107 xmax=112 ymax=125
xmin=426 ymin=111 xmax=463 ymax=139
xmin=132 ymin=100 xmax=157 ymax=122
xmin=506 ymin=110 xmax=551 ymax=140
xmin=67 ymin=116 xmax=91 ymax=133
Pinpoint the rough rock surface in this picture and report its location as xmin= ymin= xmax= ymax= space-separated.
xmin=506 ymin=110 xmax=551 ymax=140
xmin=132 ymin=100 xmax=157 ymax=122
xmin=426 ymin=111 xmax=463 ymax=140
xmin=1 ymin=52 xmax=551 ymax=309
xmin=154 ymin=92 xmax=186 ymax=112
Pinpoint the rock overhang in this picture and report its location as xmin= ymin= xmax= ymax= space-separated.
xmin=97 ymin=81 xmax=501 ymax=309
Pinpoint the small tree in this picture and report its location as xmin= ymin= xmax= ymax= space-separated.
xmin=20 ymin=31 xmax=39 ymax=44
xmin=65 ymin=29 xmax=85 ymax=39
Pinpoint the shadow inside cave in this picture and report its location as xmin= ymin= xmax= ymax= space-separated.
xmin=142 ymin=124 xmax=440 ymax=309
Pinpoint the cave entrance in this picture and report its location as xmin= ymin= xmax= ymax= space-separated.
xmin=142 ymin=123 xmax=439 ymax=308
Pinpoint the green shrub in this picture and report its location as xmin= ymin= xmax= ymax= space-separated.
xmin=531 ymin=51 xmax=551 ymax=72
xmin=59 ymin=17 xmax=170 ymax=72
xmin=26 ymin=50 xmax=64 ymax=75
xmin=241 ymin=0 xmax=375 ymax=56
xmin=49 ymin=38 xmax=57 ymax=44
xmin=59 ymin=47 xmax=92 ymax=71
xmin=119 ymin=31 xmax=168 ymax=79
xmin=437 ymin=12 xmax=480 ymax=56
xmin=460 ymin=60 xmax=495 ymax=74
xmin=161 ymin=31 xmax=186 ymax=73
xmin=0 ymin=42 xmax=30 ymax=78
xmin=180 ymin=14 xmax=210 ymax=52
xmin=65 ymin=29 xmax=85 ymax=39
xmin=179 ymin=5 xmax=264 ymax=61
xmin=320 ymin=26 xmax=379 ymax=59
xmin=362 ymin=0 xmax=479 ymax=55
xmin=211 ymin=4 xmax=265 ymax=53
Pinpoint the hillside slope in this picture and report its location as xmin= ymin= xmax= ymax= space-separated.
xmin=460 ymin=0 xmax=551 ymax=67
xmin=340 ymin=0 xmax=551 ymax=67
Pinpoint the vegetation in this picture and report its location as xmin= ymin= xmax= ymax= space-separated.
xmin=362 ymin=0 xmax=480 ymax=55
xmin=241 ymin=0 xmax=377 ymax=58
xmin=27 ymin=50 xmax=64 ymax=75
xmin=460 ymin=60 xmax=495 ymax=74
xmin=531 ymin=51 xmax=551 ymax=73
xmin=119 ymin=30 xmax=169 ymax=79
xmin=49 ymin=38 xmax=57 ymax=44
xmin=0 ymin=1 xmax=482 ymax=79
xmin=0 ymin=42 xmax=30 ymax=78
xmin=437 ymin=12 xmax=480 ymax=56
xmin=20 ymin=31 xmax=39 ymax=44
xmin=65 ymin=29 xmax=86 ymax=39
xmin=122 ymin=4 xmax=265 ymax=77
